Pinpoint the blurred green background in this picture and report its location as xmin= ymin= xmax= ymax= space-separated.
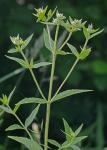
xmin=0 ymin=0 xmax=107 ymax=149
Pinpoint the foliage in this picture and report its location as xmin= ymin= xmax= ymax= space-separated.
xmin=0 ymin=4 xmax=103 ymax=150
xmin=0 ymin=0 xmax=107 ymax=149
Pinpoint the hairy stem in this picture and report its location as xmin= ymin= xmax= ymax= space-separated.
xmin=20 ymin=51 xmax=46 ymax=100
xmin=44 ymin=25 xmax=59 ymax=150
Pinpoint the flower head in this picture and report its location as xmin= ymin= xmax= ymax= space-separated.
xmin=10 ymin=34 xmax=24 ymax=46
xmin=52 ymin=11 xmax=66 ymax=25
xmin=56 ymin=11 xmax=66 ymax=20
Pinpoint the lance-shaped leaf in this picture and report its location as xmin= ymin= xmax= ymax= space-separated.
xmin=79 ymin=48 xmax=91 ymax=60
xmin=67 ymin=43 xmax=79 ymax=58
xmin=55 ymin=50 xmax=71 ymax=55
xmin=83 ymin=26 xmax=90 ymax=40
xmin=8 ymin=136 xmax=43 ymax=150
xmin=71 ymin=136 xmax=87 ymax=145
xmin=0 ymin=105 xmax=12 ymax=114
xmin=44 ymin=28 xmax=54 ymax=51
xmin=33 ymin=62 xmax=52 ymax=69
xmin=90 ymin=29 xmax=104 ymax=39
xmin=52 ymin=89 xmax=93 ymax=102
xmin=48 ymin=139 xmax=61 ymax=148
xmin=8 ymin=87 xmax=16 ymax=103
xmin=21 ymin=34 xmax=33 ymax=50
xmin=70 ymin=145 xmax=81 ymax=150
xmin=16 ymin=97 xmax=47 ymax=106
xmin=6 ymin=124 xmax=23 ymax=131
xmin=5 ymin=55 xmax=26 ymax=68
xmin=63 ymin=119 xmax=75 ymax=142
xmin=75 ymin=124 xmax=83 ymax=136
xmin=8 ymin=48 xmax=17 ymax=54
xmin=25 ymin=104 xmax=40 ymax=128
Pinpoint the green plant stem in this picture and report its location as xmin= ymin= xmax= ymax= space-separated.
xmin=20 ymin=51 xmax=46 ymax=100
xmin=59 ymin=32 xmax=72 ymax=50
xmin=51 ymin=58 xmax=79 ymax=101
xmin=46 ymin=24 xmax=52 ymax=49
xmin=51 ymin=39 xmax=88 ymax=101
xmin=29 ymin=68 xmax=46 ymax=100
xmin=44 ymin=25 xmax=59 ymax=150
xmin=8 ymin=106 xmax=33 ymax=140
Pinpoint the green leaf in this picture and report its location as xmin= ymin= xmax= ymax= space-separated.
xmin=63 ymin=119 xmax=75 ymax=141
xmin=5 ymin=55 xmax=26 ymax=67
xmin=67 ymin=43 xmax=79 ymax=58
xmin=16 ymin=97 xmax=47 ymax=105
xmin=79 ymin=48 xmax=91 ymax=60
xmin=8 ymin=87 xmax=16 ymax=103
xmin=6 ymin=124 xmax=23 ymax=131
xmin=71 ymin=136 xmax=87 ymax=145
xmin=13 ymin=104 xmax=20 ymax=113
xmin=48 ymin=139 xmax=61 ymax=148
xmin=8 ymin=48 xmax=17 ymax=53
xmin=83 ymin=26 xmax=90 ymax=40
xmin=52 ymin=89 xmax=92 ymax=102
xmin=90 ymin=29 xmax=104 ymax=39
xmin=25 ymin=104 xmax=40 ymax=128
xmin=43 ymin=28 xmax=54 ymax=51
xmin=55 ymin=50 xmax=71 ymax=55
xmin=21 ymin=34 xmax=33 ymax=50
xmin=0 ymin=105 xmax=12 ymax=114
xmin=8 ymin=136 xmax=42 ymax=150
xmin=33 ymin=62 xmax=52 ymax=69
xmin=75 ymin=124 xmax=83 ymax=136
xmin=71 ymin=145 xmax=81 ymax=150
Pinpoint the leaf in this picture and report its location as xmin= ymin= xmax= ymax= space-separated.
xmin=90 ymin=29 xmax=104 ymax=39
xmin=43 ymin=28 xmax=54 ymax=51
xmin=8 ymin=136 xmax=42 ymax=150
xmin=55 ymin=50 xmax=71 ymax=55
xmin=25 ymin=104 xmax=40 ymax=128
xmin=67 ymin=43 xmax=79 ymax=58
xmin=33 ymin=62 xmax=52 ymax=69
xmin=71 ymin=136 xmax=87 ymax=145
xmin=48 ymin=139 xmax=61 ymax=148
xmin=75 ymin=124 xmax=83 ymax=136
xmin=16 ymin=97 xmax=47 ymax=105
xmin=5 ymin=55 xmax=26 ymax=67
xmin=8 ymin=48 xmax=17 ymax=53
xmin=8 ymin=87 xmax=16 ymax=103
xmin=21 ymin=34 xmax=33 ymax=50
xmin=13 ymin=104 xmax=20 ymax=113
xmin=79 ymin=48 xmax=91 ymax=60
xmin=6 ymin=124 xmax=23 ymax=131
xmin=71 ymin=145 xmax=81 ymax=150
xmin=63 ymin=119 xmax=75 ymax=142
xmin=0 ymin=105 xmax=12 ymax=114
xmin=52 ymin=89 xmax=93 ymax=102
xmin=83 ymin=26 xmax=90 ymax=40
